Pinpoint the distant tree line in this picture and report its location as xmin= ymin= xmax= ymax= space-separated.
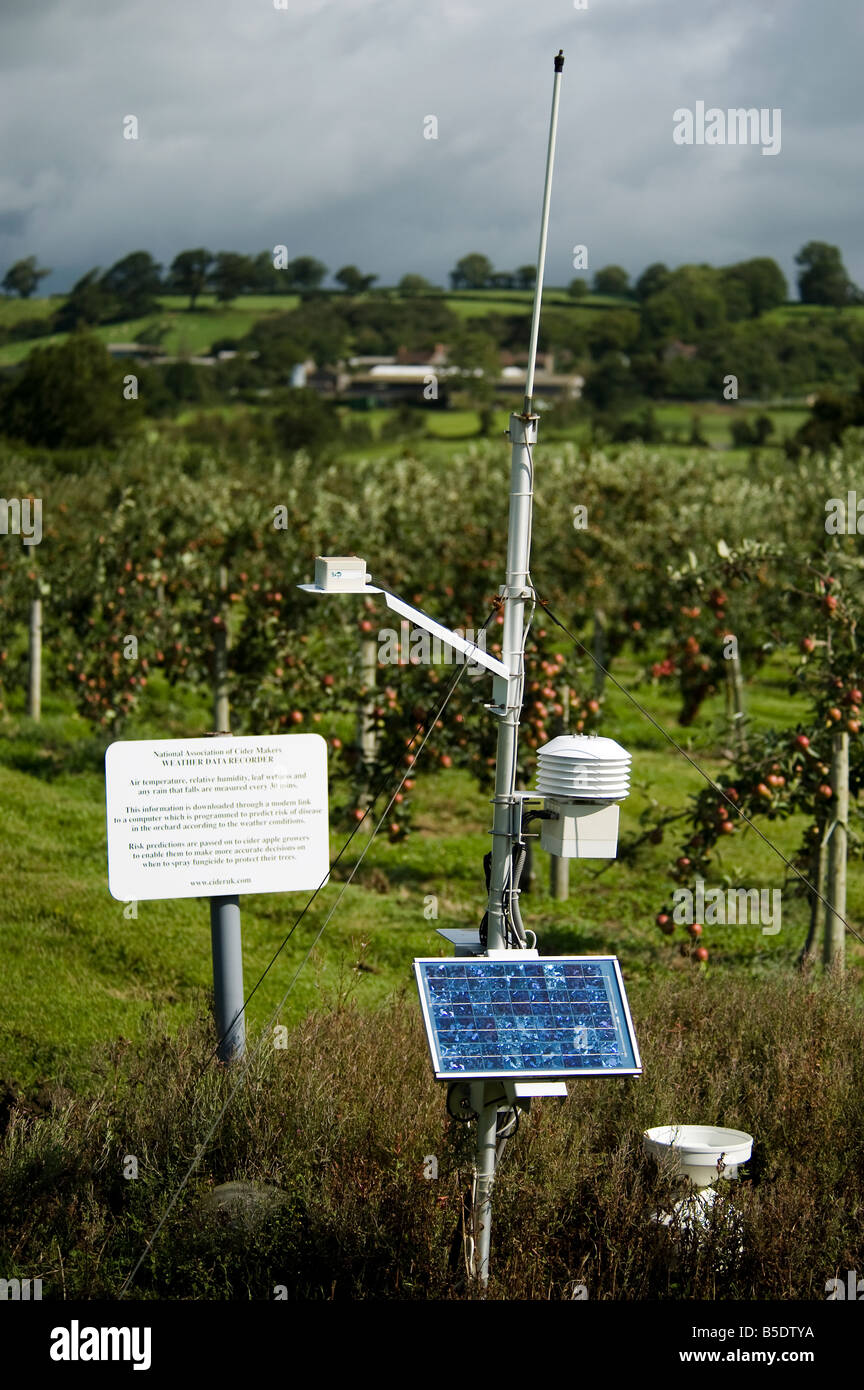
xmin=1 ymin=239 xmax=859 ymax=334
xmin=1 ymin=239 xmax=863 ymax=453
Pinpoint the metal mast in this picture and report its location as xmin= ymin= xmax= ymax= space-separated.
xmin=471 ymin=48 xmax=565 ymax=1286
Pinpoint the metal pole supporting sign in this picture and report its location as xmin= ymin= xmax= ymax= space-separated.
xmin=208 ymin=725 xmax=246 ymax=1063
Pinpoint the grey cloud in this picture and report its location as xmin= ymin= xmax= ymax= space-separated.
xmin=0 ymin=0 xmax=860 ymax=293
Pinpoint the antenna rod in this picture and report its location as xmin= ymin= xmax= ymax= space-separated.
xmin=472 ymin=50 xmax=565 ymax=1290
xmin=524 ymin=49 xmax=564 ymax=415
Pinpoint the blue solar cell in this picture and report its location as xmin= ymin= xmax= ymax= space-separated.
xmin=414 ymin=955 xmax=641 ymax=1081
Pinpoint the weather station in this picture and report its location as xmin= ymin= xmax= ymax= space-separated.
xmin=300 ymin=49 xmax=644 ymax=1287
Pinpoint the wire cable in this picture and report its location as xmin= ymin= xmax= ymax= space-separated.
xmin=533 ymin=590 xmax=864 ymax=951
xmin=119 ymin=612 xmax=496 ymax=1297
xmin=199 ymin=604 xmax=500 ymax=1072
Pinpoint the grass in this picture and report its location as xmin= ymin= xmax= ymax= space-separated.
xmin=2 ymin=969 xmax=862 ymax=1299
xmin=1 ymin=640 xmax=861 ymax=1096
xmin=191 ymin=398 xmax=805 ymax=457
xmin=652 ymin=401 xmax=811 ymax=445
xmin=1 ymin=427 xmax=862 ymax=1300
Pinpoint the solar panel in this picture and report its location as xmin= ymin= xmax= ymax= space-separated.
xmin=414 ymin=955 xmax=642 ymax=1081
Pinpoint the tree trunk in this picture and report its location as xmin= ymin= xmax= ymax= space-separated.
xmin=798 ymin=837 xmax=827 ymax=969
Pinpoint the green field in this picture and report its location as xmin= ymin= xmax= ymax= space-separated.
xmin=1 ymin=638 xmax=859 ymax=1093
xmin=0 ymin=293 xmax=302 ymax=367
xmin=2 ymin=425 xmax=864 ymax=1303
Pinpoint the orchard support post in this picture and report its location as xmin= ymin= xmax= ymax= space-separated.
xmin=725 ymin=642 xmax=747 ymax=755
xmin=549 ymin=683 xmax=570 ymax=899
xmin=213 ymin=564 xmax=230 ymax=735
xmin=357 ymin=636 xmax=378 ymax=832
xmin=592 ymin=608 xmax=607 ymax=698
xmin=28 ymin=592 xmax=42 ymax=721
xmin=823 ymin=730 xmax=848 ymax=974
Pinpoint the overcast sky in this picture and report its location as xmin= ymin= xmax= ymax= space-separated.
xmin=1 ymin=0 xmax=861 ymax=296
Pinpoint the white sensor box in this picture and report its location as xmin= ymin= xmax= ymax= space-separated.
xmin=314 ymin=555 xmax=368 ymax=592
xmin=540 ymin=799 xmax=620 ymax=858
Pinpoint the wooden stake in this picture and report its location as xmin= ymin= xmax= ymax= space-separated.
xmin=592 ymin=608 xmax=606 ymax=697
xmin=549 ymin=683 xmax=570 ymax=899
xmin=213 ymin=564 xmax=230 ymax=734
xmin=356 ymin=636 xmax=378 ymax=832
xmin=823 ymin=730 xmax=848 ymax=974
xmin=724 ymin=642 xmax=747 ymax=755
xmin=28 ymin=592 xmax=42 ymax=722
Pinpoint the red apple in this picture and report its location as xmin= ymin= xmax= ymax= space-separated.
xmin=795 ymin=734 xmax=810 ymax=749
xmin=695 ymin=946 xmax=709 ymax=963
xmin=687 ymin=922 xmax=703 ymax=938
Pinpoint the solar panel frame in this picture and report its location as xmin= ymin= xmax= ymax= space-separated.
xmin=414 ymin=955 xmax=642 ymax=1081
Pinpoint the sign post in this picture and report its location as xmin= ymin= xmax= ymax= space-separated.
xmin=210 ymin=894 xmax=245 ymax=1061
xmin=105 ymin=734 xmax=330 ymax=1062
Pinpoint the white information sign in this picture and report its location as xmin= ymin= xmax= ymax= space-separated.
xmin=105 ymin=735 xmax=329 ymax=901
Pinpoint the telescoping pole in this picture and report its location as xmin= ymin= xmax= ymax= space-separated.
xmin=472 ymin=49 xmax=564 ymax=1287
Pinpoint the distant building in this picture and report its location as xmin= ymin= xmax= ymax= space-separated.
xmin=106 ymin=342 xmax=163 ymax=360
xmin=663 ymin=340 xmax=699 ymax=362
